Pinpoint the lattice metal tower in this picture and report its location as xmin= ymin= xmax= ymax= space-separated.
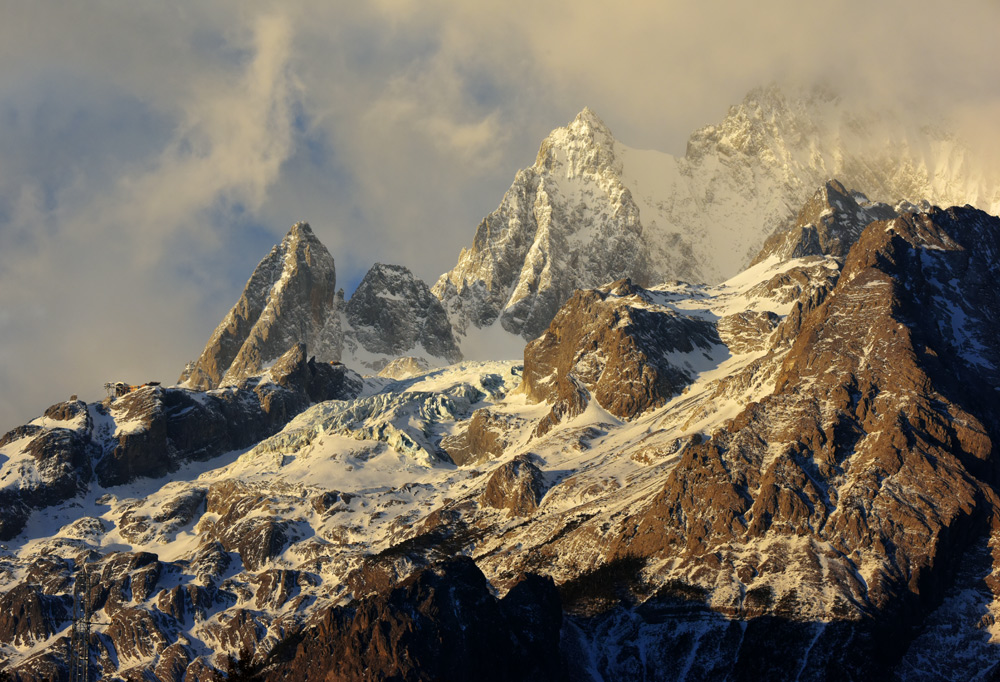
xmin=68 ymin=566 xmax=92 ymax=682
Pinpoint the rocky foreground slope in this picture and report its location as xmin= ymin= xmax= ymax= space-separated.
xmin=1 ymin=179 xmax=999 ymax=680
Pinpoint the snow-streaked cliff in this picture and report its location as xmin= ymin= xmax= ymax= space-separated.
xmin=434 ymin=86 xmax=1000 ymax=342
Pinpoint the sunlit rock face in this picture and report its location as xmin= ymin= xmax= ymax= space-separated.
xmin=180 ymin=222 xmax=341 ymax=391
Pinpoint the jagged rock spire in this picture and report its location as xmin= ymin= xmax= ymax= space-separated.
xmin=180 ymin=221 xmax=341 ymax=390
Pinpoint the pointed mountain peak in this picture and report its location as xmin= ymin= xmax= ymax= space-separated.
xmin=751 ymin=179 xmax=897 ymax=265
xmin=572 ymin=106 xmax=609 ymax=129
xmin=288 ymin=220 xmax=312 ymax=236
xmin=566 ymin=106 xmax=613 ymax=141
xmin=823 ymin=178 xmax=849 ymax=198
xmin=344 ymin=262 xmax=461 ymax=369
xmin=534 ymin=107 xmax=618 ymax=173
xmin=180 ymin=222 xmax=340 ymax=390
xmin=807 ymin=179 xmax=856 ymax=219
xmin=365 ymin=262 xmax=410 ymax=278
xmin=282 ymin=221 xmax=323 ymax=249
xmin=799 ymin=179 xmax=891 ymax=229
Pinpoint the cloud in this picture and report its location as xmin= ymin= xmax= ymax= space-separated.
xmin=0 ymin=5 xmax=301 ymax=425
xmin=1 ymin=0 xmax=999 ymax=428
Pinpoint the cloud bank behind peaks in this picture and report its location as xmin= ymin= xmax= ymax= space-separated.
xmin=0 ymin=0 xmax=999 ymax=429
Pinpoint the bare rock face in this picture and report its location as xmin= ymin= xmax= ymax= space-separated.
xmin=263 ymin=557 xmax=562 ymax=682
xmin=479 ymin=454 xmax=546 ymax=517
xmin=95 ymin=384 xmax=266 ymax=488
xmin=752 ymin=179 xmax=899 ymax=264
xmin=153 ymin=642 xmax=195 ymax=682
xmin=523 ymin=278 xmax=720 ymax=424
xmin=89 ymin=552 xmax=162 ymax=617
xmin=255 ymin=341 xmax=361 ymax=407
xmin=0 ymin=583 xmax=68 ymax=647
xmin=252 ymin=569 xmax=298 ymax=610
xmin=180 ymin=222 xmax=341 ymax=390
xmin=440 ymin=408 xmax=526 ymax=466
xmin=105 ymin=607 xmax=174 ymax=664
xmin=611 ymin=206 xmax=1000 ymax=674
xmin=343 ymin=263 xmax=461 ymax=371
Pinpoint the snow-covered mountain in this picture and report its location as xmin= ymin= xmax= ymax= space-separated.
xmin=3 ymin=86 xmax=1000 ymax=682
xmin=434 ymin=86 xmax=1000 ymax=343
xmin=4 ymin=188 xmax=999 ymax=680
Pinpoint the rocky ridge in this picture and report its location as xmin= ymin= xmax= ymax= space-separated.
xmin=341 ymin=263 xmax=461 ymax=372
xmin=752 ymin=178 xmax=900 ymax=263
xmin=182 ymin=226 xmax=461 ymax=391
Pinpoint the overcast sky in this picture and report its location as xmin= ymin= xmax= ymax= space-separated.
xmin=1 ymin=0 xmax=998 ymax=427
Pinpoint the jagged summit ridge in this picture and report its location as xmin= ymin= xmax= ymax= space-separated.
xmin=534 ymin=106 xmax=619 ymax=175
xmin=434 ymin=87 xmax=1000 ymax=345
xmin=752 ymin=179 xmax=900 ymax=263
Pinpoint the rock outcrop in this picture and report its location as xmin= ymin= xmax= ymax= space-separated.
xmin=0 ymin=584 xmax=67 ymax=648
xmin=522 ymin=278 xmax=721 ymax=425
xmin=203 ymin=481 xmax=290 ymax=572
xmin=440 ymin=408 xmax=526 ymax=466
xmin=262 ymin=558 xmax=562 ymax=682
xmin=479 ymin=454 xmax=546 ymax=517
xmin=98 ymin=346 xmax=360 ymax=487
xmin=343 ymin=264 xmax=461 ymax=372
xmin=0 ymin=403 xmax=96 ymax=540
